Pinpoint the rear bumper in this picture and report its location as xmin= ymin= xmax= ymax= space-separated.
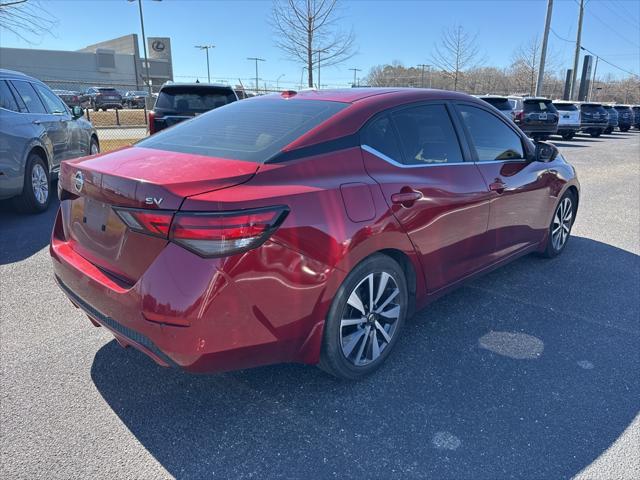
xmin=50 ymin=208 xmax=334 ymax=373
xmin=557 ymin=124 xmax=580 ymax=133
xmin=520 ymin=124 xmax=558 ymax=135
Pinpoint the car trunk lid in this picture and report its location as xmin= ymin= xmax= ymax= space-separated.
xmin=58 ymin=147 xmax=259 ymax=283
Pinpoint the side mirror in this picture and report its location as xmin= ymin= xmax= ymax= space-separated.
xmin=535 ymin=141 xmax=558 ymax=162
xmin=71 ymin=106 xmax=84 ymax=119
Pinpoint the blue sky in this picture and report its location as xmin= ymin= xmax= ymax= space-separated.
xmin=2 ymin=0 xmax=639 ymax=88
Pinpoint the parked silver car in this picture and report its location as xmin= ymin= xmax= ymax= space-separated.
xmin=0 ymin=69 xmax=99 ymax=213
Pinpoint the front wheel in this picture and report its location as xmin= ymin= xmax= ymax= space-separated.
xmin=541 ymin=191 xmax=576 ymax=258
xmin=590 ymin=131 xmax=601 ymax=138
xmin=319 ymin=254 xmax=408 ymax=380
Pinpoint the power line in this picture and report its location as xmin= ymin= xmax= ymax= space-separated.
xmin=580 ymin=46 xmax=639 ymax=78
xmin=584 ymin=2 xmax=640 ymax=48
xmin=610 ymin=0 xmax=640 ymax=24
xmin=598 ymin=0 xmax=640 ymax=30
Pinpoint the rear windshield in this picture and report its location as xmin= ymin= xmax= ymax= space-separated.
xmin=156 ymin=87 xmax=237 ymax=113
xmin=614 ymin=106 xmax=631 ymax=111
xmin=523 ymin=100 xmax=557 ymax=113
xmin=97 ymin=88 xmax=118 ymax=93
xmin=137 ymin=98 xmax=348 ymax=162
xmin=582 ymin=104 xmax=606 ymax=113
xmin=480 ymin=97 xmax=512 ymax=111
xmin=553 ymin=103 xmax=578 ymax=111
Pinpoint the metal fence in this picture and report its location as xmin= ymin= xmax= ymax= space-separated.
xmin=44 ymin=79 xmax=152 ymax=152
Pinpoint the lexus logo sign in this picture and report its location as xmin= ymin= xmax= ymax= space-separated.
xmin=152 ymin=40 xmax=165 ymax=52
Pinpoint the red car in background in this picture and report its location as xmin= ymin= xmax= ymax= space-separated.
xmin=51 ymin=88 xmax=579 ymax=380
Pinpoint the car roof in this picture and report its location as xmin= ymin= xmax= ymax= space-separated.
xmin=160 ymin=82 xmax=233 ymax=89
xmin=0 ymin=68 xmax=42 ymax=83
xmin=264 ymin=87 xmax=476 ymax=104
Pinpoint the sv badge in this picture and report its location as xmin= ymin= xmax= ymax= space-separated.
xmin=145 ymin=197 xmax=164 ymax=206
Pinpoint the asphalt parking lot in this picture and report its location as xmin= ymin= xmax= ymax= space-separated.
xmin=1 ymin=132 xmax=639 ymax=479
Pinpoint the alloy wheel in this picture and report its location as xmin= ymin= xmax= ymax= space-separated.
xmin=31 ymin=163 xmax=48 ymax=205
xmin=340 ymin=272 xmax=401 ymax=366
xmin=551 ymin=197 xmax=573 ymax=251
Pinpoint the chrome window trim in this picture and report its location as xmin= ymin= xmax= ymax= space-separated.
xmin=361 ymin=144 xmax=471 ymax=168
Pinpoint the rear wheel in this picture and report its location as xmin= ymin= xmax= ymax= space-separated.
xmin=561 ymin=132 xmax=575 ymax=140
xmin=89 ymin=137 xmax=99 ymax=155
xmin=101 ymin=107 xmax=107 ymax=112
xmin=620 ymin=126 xmax=630 ymax=132
xmin=319 ymin=254 xmax=408 ymax=380
xmin=590 ymin=131 xmax=601 ymax=138
xmin=541 ymin=191 xmax=576 ymax=258
xmin=12 ymin=153 xmax=50 ymax=213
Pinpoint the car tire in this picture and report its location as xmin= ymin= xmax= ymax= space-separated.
xmin=12 ymin=153 xmax=50 ymax=214
xmin=590 ymin=131 xmax=601 ymax=138
xmin=92 ymin=103 xmax=98 ymax=112
xmin=540 ymin=191 xmax=576 ymax=258
xmin=561 ymin=132 xmax=574 ymax=140
xmin=620 ymin=126 xmax=630 ymax=132
xmin=319 ymin=253 xmax=408 ymax=380
xmin=101 ymin=107 xmax=107 ymax=112
xmin=89 ymin=137 xmax=99 ymax=155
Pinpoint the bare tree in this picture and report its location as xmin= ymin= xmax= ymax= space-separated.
xmin=0 ymin=0 xmax=57 ymax=44
xmin=430 ymin=25 xmax=481 ymax=91
xmin=271 ymin=0 xmax=355 ymax=87
xmin=509 ymin=36 xmax=560 ymax=96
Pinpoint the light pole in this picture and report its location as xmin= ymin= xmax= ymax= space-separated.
xmin=349 ymin=68 xmax=361 ymax=87
xmin=247 ymin=57 xmax=266 ymax=94
xmin=195 ymin=45 xmax=215 ymax=83
xmin=128 ymin=0 xmax=161 ymax=96
xmin=276 ymin=73 xmax=285 ymax=90
xmin=300 ymin=66 xmax=307 ymax=89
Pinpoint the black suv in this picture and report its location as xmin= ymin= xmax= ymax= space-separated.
xmin=148 ymin=83 xmax=238 ymax=134
xmin=579 ymin=103 xmax=608 ymax=137
xmin=602 ymin=105 xmax=618 ymax=134
xmin=512 ymin=97 xmax=559 ymax=140
xmin=86 ymin=87 xmax=123 ymax=111
xmin=614 ymin=105 xmax=634 ymax=132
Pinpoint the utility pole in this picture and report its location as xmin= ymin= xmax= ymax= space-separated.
xmin=570 ymin=0 xmax=585 ymax=100
xmin=417 ymin=64 xmax=429 ymax=88
xmin=129 ymin=0 xmax=161 ymax=96
xmin=276 ymin=74 xmax=285 ymax=90
xmin=589 ymin=54 xmax=599 ymax=101
xmin=317 ymin=51 xmax=321 ymax=88
xmin=536 ymin=0 xmax=553 ymax=97
xmin=195 ymin=45 xmax=215 ymax=83
xmin=349 ymin=68 xmax=362 ymax=87
xmin=247 ymin=57 xmax=265 ymax=94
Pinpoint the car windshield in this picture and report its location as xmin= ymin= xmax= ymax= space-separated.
xmin=137 ymin=98 xmax=348 ymax=163
xmin=97 ymin=88 xmax=118 ymax=93
xmin=582 ymin=104 xmax=605 ymax=113
xmin=155 ymin=87 xmax=237 ymax=113
xmin=480 ymin=98 xmax=512 ymax=111
xmin=554 ymin=103 xmax=578 ymax=111
xmin=523 ymin=100 xmax=557 ymax=113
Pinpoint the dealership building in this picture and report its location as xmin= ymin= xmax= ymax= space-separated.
xmin=0 ymin=34 xmax=174 ymax=91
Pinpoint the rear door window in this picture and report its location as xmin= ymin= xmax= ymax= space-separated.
xmin=391 ymin=104 xmax=464 ymax=165
xmin=361 ymin=115 xmax=403 ymax=163
xmin=457 ymin=104 xmax=524 ymax=161
xmin=156 ymin=87 xmax=237 ymax=113
xmin=137 ymin=98 xmax=347 ymax=162
xmin=10 ymin=80 xmax=47 ymax=114
xmin=0 ymin=80 xmax=19 ymax=112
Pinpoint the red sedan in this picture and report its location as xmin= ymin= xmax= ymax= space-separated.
xmin=51 ymin=88 xmax=579 ymax=379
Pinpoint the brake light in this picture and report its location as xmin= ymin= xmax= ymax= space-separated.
xmin=113 ymin=208 xmax=173 ymax=238
xmin=148 ymin=110 xmax=156 ymax=134
xmin=515 ymin=111 xmax=524 ymax=122
xmin=170 ymin=206 xmax=289 ymax=257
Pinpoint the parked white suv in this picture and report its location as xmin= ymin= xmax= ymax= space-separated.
xmin=552 ymin=101 xmax=581 ymax=140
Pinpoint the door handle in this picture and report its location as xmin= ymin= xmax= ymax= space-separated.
xmin=391 ymin=189 xmax=423 ymax=207
xmin=32 ymin=120 xmax=41 ymax=125
xmin=489 ymin=180 xmax=506 ymax=193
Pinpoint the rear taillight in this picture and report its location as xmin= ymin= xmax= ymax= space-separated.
xmin=113 ymin=208 xmax=173 ymax=238
xmin=515 ymin=111 xmax=524 ymax=123
xmin=170 ymin=206 xmax=289 ymax=258
xmin=148 ymin=110 xmax=156 ymax=134
xmin=113 ymin=206 xmax=288 ymax=258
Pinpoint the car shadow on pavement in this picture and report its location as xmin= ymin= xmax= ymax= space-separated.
xmin=550 ymin=141 xmax=589 ymax=149
xmin=91 ymin=236 xmax=639 ymax=479
xmin=0 ymin=196 xmax=59 ymax=265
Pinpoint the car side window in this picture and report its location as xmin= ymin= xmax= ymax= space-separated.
xmin=10 ymin=80 xmax=47 ymax=114
xmin=0 ymin=80 xmax=19 ymax=112
xmin=361 ymin=114 xmax=403 ymax=162
xmin=392 ymin=104 xmax=463 ymax=165
xmin=33 ymin=83 xmax=67 ymax=114
xmin=457 ymin=105 xmax=524 ymax=161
